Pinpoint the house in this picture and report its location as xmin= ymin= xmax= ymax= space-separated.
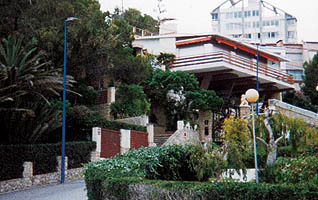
xmin=133 ymin=24 xmax=295 ymax=142
xmin=210 ymin=0 xmax=298 ymax=44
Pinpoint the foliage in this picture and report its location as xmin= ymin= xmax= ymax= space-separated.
xmin=65 ymin=105 xmax=146 ymax=139
xmin=156 ymin=52 xmax=176 ymax=67
xmin=186 ymin=144 xmax=227 ymax=181
xmin=254 ymin=113 xmax=318 ymax=159
xmin=121 ymin=8 xmax=159 ymax=34
xmin=110 ymin=55 xmax=152 ymax=85
xmin=71 ymin=80 xmax=99 ymax=105
xmin=186 ymin=89 xmax=223 ymax=112
xmin=0 ymin=0 xmax=158 ymax=88
xmin=260 ymin=155 xmax=318 ymax=185
xmin=111 ymin=84 xmax=150 ymax=119
xmin=84 ymin=144 xmax=229 ymax=184
xmin=0 ymin=141 xmax=96 ymax=181
xmin=302 ymin=52 xmax=318 ymax=105
xmin=144 ymin=69 xmax=222 ymax=130
xmin=283 ymin=90 xmax=318 ymax=112
xmin=85 ymin=176 xmax=318 ymax=200
xmin=0 ymin=35 xmax=77 ymax=144
xmin=222 ymin=117 xmax=251 ymax=173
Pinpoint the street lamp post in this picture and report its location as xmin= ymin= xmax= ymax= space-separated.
xmin=245 ymin=89 xmax=259 ymax=183
xmin=62 ymin=17 xmax=78 ymax=184
xmin=256 ymin=44 xmax=259 ymax=115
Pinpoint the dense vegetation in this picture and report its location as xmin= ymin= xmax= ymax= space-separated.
xmin=0 ymin=0 xmax=158 ymax=144
xmin=84 ymin=143 xmax=318 ymax=200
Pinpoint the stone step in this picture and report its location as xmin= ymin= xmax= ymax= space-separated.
xmin=154 ymin=132 xmax=175 ymax=146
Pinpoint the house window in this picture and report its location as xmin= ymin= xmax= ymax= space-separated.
xmin=204 ymin=127 xmax=209 ymax=136
xmin=287 ymin=19 xmax=296 ymax=25
xmin=286 ymin=70 xmax=303 ymax=81
xmin=275 ymin=20 xmax=279 ymax=26
xmin=244 ymin=11 xmax=251 ymax=17
xmin=212 ymin=13 xmax=219 ymax=21
xmin=288 ymin=31 xmax=295 ymax=38
xmin=237 ymin=11 xmax=242 ymax=18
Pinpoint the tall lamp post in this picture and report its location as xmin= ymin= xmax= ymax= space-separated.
xmin=256 ymin=44 xmax=259 ymax=115
xmin=62 ymin=16 xmax=78 ymax=184
xmin=245 ymin=89 xmax=259 ymax=183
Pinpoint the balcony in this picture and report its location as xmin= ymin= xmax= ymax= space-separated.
xmin=171 ymin=51 xmax=294 ymax=85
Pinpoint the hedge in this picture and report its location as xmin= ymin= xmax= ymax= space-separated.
xmin=85 ymin=177 xmax=318 ymax=200
xmin=0 ymin=141 xmax=96 ymax=181
xmin=84 ymin=145 xmax=318 ymax=200
xmin=100 ymin=119 xmax=146 ymax=132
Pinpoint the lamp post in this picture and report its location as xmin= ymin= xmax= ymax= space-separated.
xmin=62 ymin=16 xmax=78 ymax=184
xmin=256 ymin=44 xmax=259 ymax=115
xmin=245 ymin=88 xmax=259 ymax=183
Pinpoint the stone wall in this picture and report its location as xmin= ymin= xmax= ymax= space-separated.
xmin=268 ymin=99 xmax=318 ymax=127
xmin=163 ymin=121 xmax=200 ymax=146
xmin=0 ymin=156 xmax=84 ymax=194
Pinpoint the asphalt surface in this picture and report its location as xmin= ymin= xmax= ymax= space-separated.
xmin=0 ymin=179 xmax=87 ymax=200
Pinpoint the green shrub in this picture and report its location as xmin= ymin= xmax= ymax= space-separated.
xmin=143 ymin=145 xmax=195 ymax=181
xmin=87 ymin=177 xmax=318 ymax=200
xmin=260 ymin=155 xmax=318 ymax=185
xmin=84 ymin=145 xmax=194 ymax=182
xmin=186 ymin=144 xmax=226 ymax=181
xmin=110 ymin=84 xmax=150 ymax=119
xmin=0 ymin=141 xmax=96 ymax=181
xmin=277 ymin=145 xmax=293 ymax=157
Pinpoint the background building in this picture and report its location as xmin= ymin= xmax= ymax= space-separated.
xmin=211 ymin=0 xmax=297 ymax=44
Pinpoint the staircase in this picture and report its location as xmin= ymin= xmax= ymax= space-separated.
xmin=153 ymin=126 xmax=175 ymax=146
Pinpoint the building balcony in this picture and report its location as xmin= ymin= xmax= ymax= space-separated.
xmin=170 ymin=51 xmax=294 ymax=93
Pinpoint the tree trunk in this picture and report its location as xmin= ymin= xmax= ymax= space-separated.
xmin=266 ymin=145 xmax=277 ymax=165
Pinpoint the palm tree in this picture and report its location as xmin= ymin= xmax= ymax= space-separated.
xmin=0 ymin=35 xmax=76 ymax=143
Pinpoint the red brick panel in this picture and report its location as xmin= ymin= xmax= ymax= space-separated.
xmin=100 ymin=129 xmax=120 ymax=158
xmin=131 ymin=131 xmax=148 ymax=149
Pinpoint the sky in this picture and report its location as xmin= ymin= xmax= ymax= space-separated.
xmin=99 ymin=0 xmax=318 ymax=42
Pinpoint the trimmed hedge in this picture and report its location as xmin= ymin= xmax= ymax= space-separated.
xmin=84 ymin=145 xmax=318 ymax=200
xmin=0 ymin=141 xmax=96 ymax=181
xmin=99 ymin=119 xmax=146 ymax=132
xmin=86 ymin=177 xmax=318 ymax=200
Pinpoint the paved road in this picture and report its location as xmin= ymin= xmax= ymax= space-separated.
xmin=0 ymin=179 xmax=87 ymax=200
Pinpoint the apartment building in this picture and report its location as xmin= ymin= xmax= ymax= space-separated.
xmin=211 ymin=0 xmax=297 ymax=43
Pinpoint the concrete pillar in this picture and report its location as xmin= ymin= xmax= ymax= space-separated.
xmin=92 ymin=127 xmax=101 ymax=159
xmin=23 ymin=162 xmax=33 ymax=178
xmin=90 ymin=151 xmax=100 ymax=162
xmin=107 ymin=87 xmax=116 ymax=104
xmin=177 ymin=120 xmax=184 ymax=130
xmin=120 ymin=129 xmax=131 ymax=154
xmin=147 ymin=123 xmax=155 ymax=147
xmin=57 ymin=156 xmax=68 ymax=176
xmin=22 ymin=161 xmax=33 ymax=187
